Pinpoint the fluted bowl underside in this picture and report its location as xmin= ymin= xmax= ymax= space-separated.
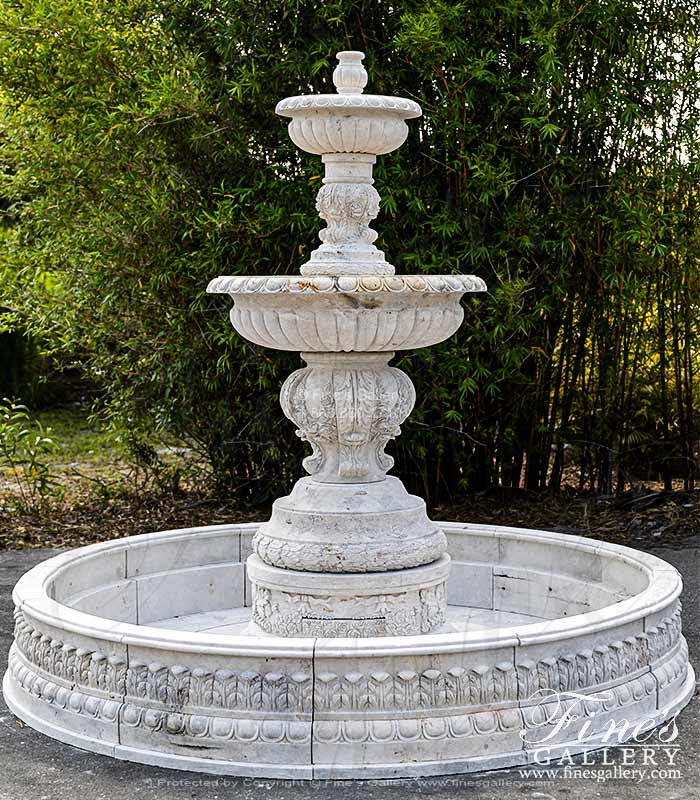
xmin=287 ymin=115 xmax=409 ymax=155
xmin=275 ymin=95 xmax=422 ymax=155
xmin=207 ymin=274 xmax=486 ymax=352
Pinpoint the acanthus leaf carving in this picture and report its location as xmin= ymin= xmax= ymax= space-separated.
xmin=316 ymin=182 xmax=380 ymax=248
xmin=280 ymin=353 xmax=415 ymax=483
xmin=250 ymin=579 xmax=447 ymax=638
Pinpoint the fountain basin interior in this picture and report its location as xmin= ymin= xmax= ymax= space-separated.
xmin=4 ymin=522 xmax=692 ymax=778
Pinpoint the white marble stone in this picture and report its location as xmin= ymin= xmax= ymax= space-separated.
xmin=447 ymin=562 xmax=493 ymax=609
xmin=492 ymin=566 xmax=620 ymax=618
xmin=3 ymin=522 xmax=694 ymax=778
xmin=207 ymin=54 xmax=485 ymax=634
xmin=247 ymin=553 xmax=449 ymax=637
xmin=69 ymin=580 xmax=138 ymax=624
xmin=126 ymin=524 xmax=241 ymax=577
xmin=51 ymin=547 xmax=126 ymax=603
xmin=152 ymin=607 xmax=252 ymax=633
xmin=276 ymin=51 xmax=419 ymax=276
xmin=207 ymin=274 xmax=485 ymax=352
xmin=125 ymin=604 xmax=543 ymax=639
xmin=444 ymin=524 xmax=500 ymax=563
xmin=253 ymin=476 xmax=445 ymax=573
xmin=497 ymin=532 xmax=603 ymax=581
xmin=136 ymin=563 xmax=245 ymax=624
xmin=3 ymin=50 xmax=693 ymax=780
xmin=281 ymin=352 xmax=415 ymax=484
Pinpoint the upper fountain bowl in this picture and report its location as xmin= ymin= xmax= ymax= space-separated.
xmin=211 ymin=51 xmax=485 ymax=353
xmin=276 ymin=94 xmax=421 ymax=156
xmin=275 ymin=51 xmax=421 ymax=156
xmin=207 ymin=274 xmax=486 ymax=352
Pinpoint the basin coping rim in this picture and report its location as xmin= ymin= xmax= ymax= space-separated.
xmin=12 ymin=522 xmax=681 ymax=659
xmin=275 ymin=93 xmax=422 ymax=118
xmin=206 ymin=274 xmax=487 ymax=295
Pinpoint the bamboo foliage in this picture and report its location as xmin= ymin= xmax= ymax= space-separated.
xmin=0 ymin=0 xmax=697 ymax=504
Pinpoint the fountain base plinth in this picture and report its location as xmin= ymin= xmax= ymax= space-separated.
xmin=253 ymin=476 xmax=446 ymax=572
xmin=247 ymin=553 xmax=449 ymax=637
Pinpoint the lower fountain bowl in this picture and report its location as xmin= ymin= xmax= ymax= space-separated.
xmin=3 ymin=522 xmax=693 ymax=779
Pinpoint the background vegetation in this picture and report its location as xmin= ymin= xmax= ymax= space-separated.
xmin=0 ymin=0 xmax=698 ymax=512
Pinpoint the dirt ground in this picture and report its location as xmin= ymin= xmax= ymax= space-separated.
xmin=1 ymin=408 xmax=697 ymax=550
xmin=1 ymin=477 xmax=697 ymax=552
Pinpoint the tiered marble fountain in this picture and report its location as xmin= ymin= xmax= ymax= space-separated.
xmin=3 ymin=53 xmax=693 ymax=779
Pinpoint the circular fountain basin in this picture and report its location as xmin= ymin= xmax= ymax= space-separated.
xmin=206 ymin=274 xmax=487 ymax=352
xmin=275 ymin=92 xmax=422 ymax=155
xmin=4 ymin=522 xmax=692 ymax=779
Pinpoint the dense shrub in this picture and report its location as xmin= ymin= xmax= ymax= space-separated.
xmin=0 ymin=397 xmax=61 ymax=510
xmin=0 ymin=0 xmax=698 ymax=505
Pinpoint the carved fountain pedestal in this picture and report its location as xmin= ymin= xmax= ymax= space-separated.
xmin=3 ymin=52 xmax=693 ymax=779
xmin=209 ymin=53 xmax=487 ymax=639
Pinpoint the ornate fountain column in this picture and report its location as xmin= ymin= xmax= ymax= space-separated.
xmin=208 ymin=52 xmax=486 ymax=637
